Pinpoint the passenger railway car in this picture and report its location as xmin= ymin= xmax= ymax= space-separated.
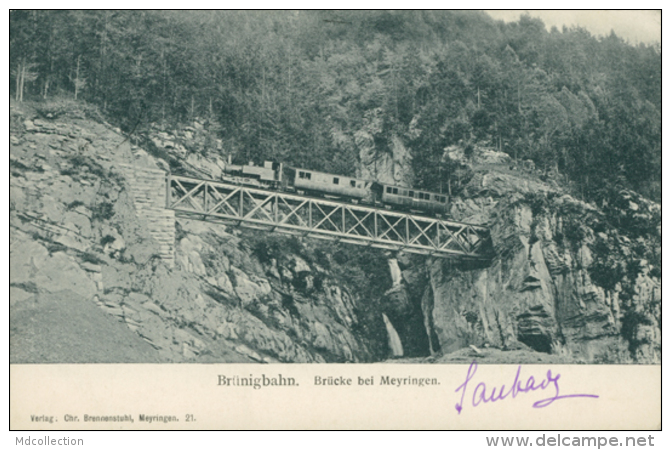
xmin=381 ymin=184 xmax=448 ymax=213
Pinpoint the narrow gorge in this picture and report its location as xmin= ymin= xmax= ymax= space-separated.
xmin=10 ymin=101 xmax=660 ymax=364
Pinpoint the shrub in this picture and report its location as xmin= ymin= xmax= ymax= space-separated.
xmin=621 ymin=310 xmax=654 ymax=353
xmin=46 ymin=242 xmax=68 ymax=254
xmin=34 ymin=98 xmax=103 ymax=121
xmin=80 ymin=252 xmax=104 ymax=265
xmin=67 ymin=200 xmax=85 ymax=210
xmin=100 ymin=235 xmax=116 ymax=247
xmin=464 ymin=143 xmax=474 ymax=159
xmin=91 ymin=202 xmax=115 ymax=221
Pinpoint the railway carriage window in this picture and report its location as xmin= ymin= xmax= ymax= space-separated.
xmin=392 ymin=188 xmax=398 ymax=195
xmin=299 ymin=171 xmax=305 ymax=179
xmin=386 ymin=187 xmax=392 ymax=194
xmin=333 ymin=177 xmax=339 ymax=185
xmin=350 ymin=180 xmax=356 ymax=187
xmin=306 ymin=173 xmax=311 ymax=180
xmin=409 ymin=191 xmax=414 ymax=198
xmin=418 ymin=193 xmax=424 ymax=200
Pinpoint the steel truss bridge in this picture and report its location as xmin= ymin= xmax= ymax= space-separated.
xmin=168 ymin=175 xmax=493 ymax=260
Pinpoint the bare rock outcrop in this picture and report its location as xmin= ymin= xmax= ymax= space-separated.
xmin=416 ymin=148 xmax=660 ymax=363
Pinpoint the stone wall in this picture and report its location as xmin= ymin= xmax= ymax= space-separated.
xmin=119 ymin=164 xmax=175 ymax=267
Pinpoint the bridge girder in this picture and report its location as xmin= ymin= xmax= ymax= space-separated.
xmin=168 ymin=175 xmax=493 ymax=260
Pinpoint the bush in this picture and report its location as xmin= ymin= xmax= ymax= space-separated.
xmin=80 ymin=252 xmax=104 ymax=265
xmin=34 ymin=98 xmax=103 ymax=121
xmin=249 ymin=233 xmax=305 ymax=264
xmin=67 ymin=200 xmax=85 ymax=210
xmin=100 ymin=235 xmax=116 ymax=247
xmin=91 ymin=202 xmax=115 ymax=221
xmin=10 ymin=111 xmax=24 ymax=134
xmin=463 ymin=143 xmax=474 ymax=159
xmin=621 ymin=310 xmax=654 ymax=353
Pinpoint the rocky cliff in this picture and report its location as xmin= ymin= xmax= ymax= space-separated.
xmin=412 ymin=149 xmax=661 ymax=364
xmin=10 ymin=100 xmax=660 ymax=364
xmin=10 ymin=101 xmax=391 ymax=363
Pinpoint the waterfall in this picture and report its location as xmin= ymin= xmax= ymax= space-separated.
xmin=387 ymin=258 xmax=403 ymax=288
xmin=382 ymin=313 xmax=404 ymax=357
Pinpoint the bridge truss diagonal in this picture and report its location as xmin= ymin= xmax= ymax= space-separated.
xmin=168 ymin=175 xmax=493 ymax=260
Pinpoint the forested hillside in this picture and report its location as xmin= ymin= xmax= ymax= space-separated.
xmin=10 ymin=10 xmax=661 ymax=203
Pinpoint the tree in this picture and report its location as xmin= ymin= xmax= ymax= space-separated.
xmin=13 ymin=60 xmax=38 ymax=102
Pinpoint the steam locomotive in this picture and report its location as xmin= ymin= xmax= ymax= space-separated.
xmin=220 ymin=160 xmax=449 ymax=215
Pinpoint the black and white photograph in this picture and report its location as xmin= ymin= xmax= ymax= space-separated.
xmin=8 ymin=9 xmax=661 ymax=432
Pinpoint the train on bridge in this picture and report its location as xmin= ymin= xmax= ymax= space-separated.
xmin=220 ymin=160 xmax=450 ymax=216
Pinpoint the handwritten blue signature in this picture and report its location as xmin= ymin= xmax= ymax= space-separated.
xmin=455 ymin=360 xmax=598 ymax=414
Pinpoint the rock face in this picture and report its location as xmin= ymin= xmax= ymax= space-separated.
xmin=425 ymin=202 xmax=575 ymax=356
xmin=9 ymin=102 xmax=391 ymax=363
xmin=357 ymin=135 xmax=413 ymax=186
xmin=10 ymin=102 xmax=660 ymax=364
xmin=162 ymin=220 xmax=369 ymax=363
xmin=413 ymin=147 xmax=661 ymax=363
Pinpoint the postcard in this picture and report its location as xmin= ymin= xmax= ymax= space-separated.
xmin=9 ymin=10 xmax=661 ymax=431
